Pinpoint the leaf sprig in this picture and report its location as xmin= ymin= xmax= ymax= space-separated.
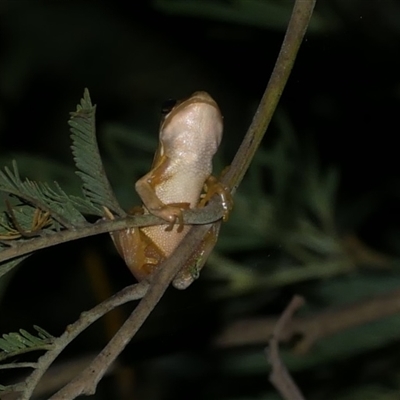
xmin=0 ymin=325 xmax=54 ymax=363
xmin=69 ymin=88 xmax=125 ymax=217
xmin=0 ymin=161 xmax=87 ymax=228
xmin=0 ymin=89 xmax=126 ymax=278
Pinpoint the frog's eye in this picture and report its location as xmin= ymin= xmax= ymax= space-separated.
xmin=161 ymin=98 xmax=177 ymax=115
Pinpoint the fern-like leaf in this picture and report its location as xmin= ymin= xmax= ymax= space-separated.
xmin=69 ymin=89 xmax=125 ymax=217
xmin=0 ymin=161 xmax=88 ymax=228
xmin=0 ymin=326 xmax=54 ymax=362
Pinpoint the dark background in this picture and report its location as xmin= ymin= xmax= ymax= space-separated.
xmin=1 ymin=1 xmax=400 ymax=399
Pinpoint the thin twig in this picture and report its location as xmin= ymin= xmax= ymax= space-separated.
xmin=0 ymin=204 xmax=224 ymax=264
xmin=0 ymin=363 xmax=37 ymax=370
xmin=215 ymin=287 xmax=400 ymax=351
xmin=18 ymin=282 xmax=149 ymax=400
xmin=266 ymin=296 xmax=305 ymax=400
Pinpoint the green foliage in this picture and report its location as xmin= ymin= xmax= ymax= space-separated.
xmin=0 ymin=161 xmax=87 ymax=228
xmin=0 ymin=327 xmax=55 ymax=394
xmin=0 ymin=89 xmax=124 ymax=280
xmin=215 ymin=112 xmax=342 ymax=268
xmin=0 ymin=325 xmax=54 ymax=363
xmin=0 ymin=89 xmax=122 ymax=230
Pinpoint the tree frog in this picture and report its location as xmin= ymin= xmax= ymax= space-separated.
xmin=109 ymin=91 xmax=232 ymax=289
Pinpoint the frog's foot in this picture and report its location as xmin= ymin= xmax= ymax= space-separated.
xmin=199 ymin=176 xmax=233 ymax=220
xmin=149 ymin=202 xmax=191 ymax=233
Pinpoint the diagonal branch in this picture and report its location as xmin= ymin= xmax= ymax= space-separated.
xmin=17 ymin=282 xmax=149 ymax=400
xmin=48 ymin=224 xmax=212 ymax=399
xmin=222 ymin=0 xmax=316 ymax=193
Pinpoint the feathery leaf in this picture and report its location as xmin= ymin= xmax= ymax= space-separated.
xmin=0 ymin=326 xmax=54 ymax=362
xmin=0 ymin=161 xmax=87 ymax=228
xmin=69 ymin=89 xmax=125 ymax=217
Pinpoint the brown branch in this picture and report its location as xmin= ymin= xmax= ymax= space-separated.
xmin=0 ymin=204 xmax=225 ymax=264
xmin=215 ymin=288 xmax=400 ymax=353
xmin=266 ymin=296 xmax=306 ymax=400
xmin=222 ymin=0 xmax=316 ymax=193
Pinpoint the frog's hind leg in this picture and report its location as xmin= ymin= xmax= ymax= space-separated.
xmin=111 ymin=227 xmax=165 ymax=282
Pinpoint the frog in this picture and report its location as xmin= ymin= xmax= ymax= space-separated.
xmin=108 ymin=91 xmax=232 ymax=289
